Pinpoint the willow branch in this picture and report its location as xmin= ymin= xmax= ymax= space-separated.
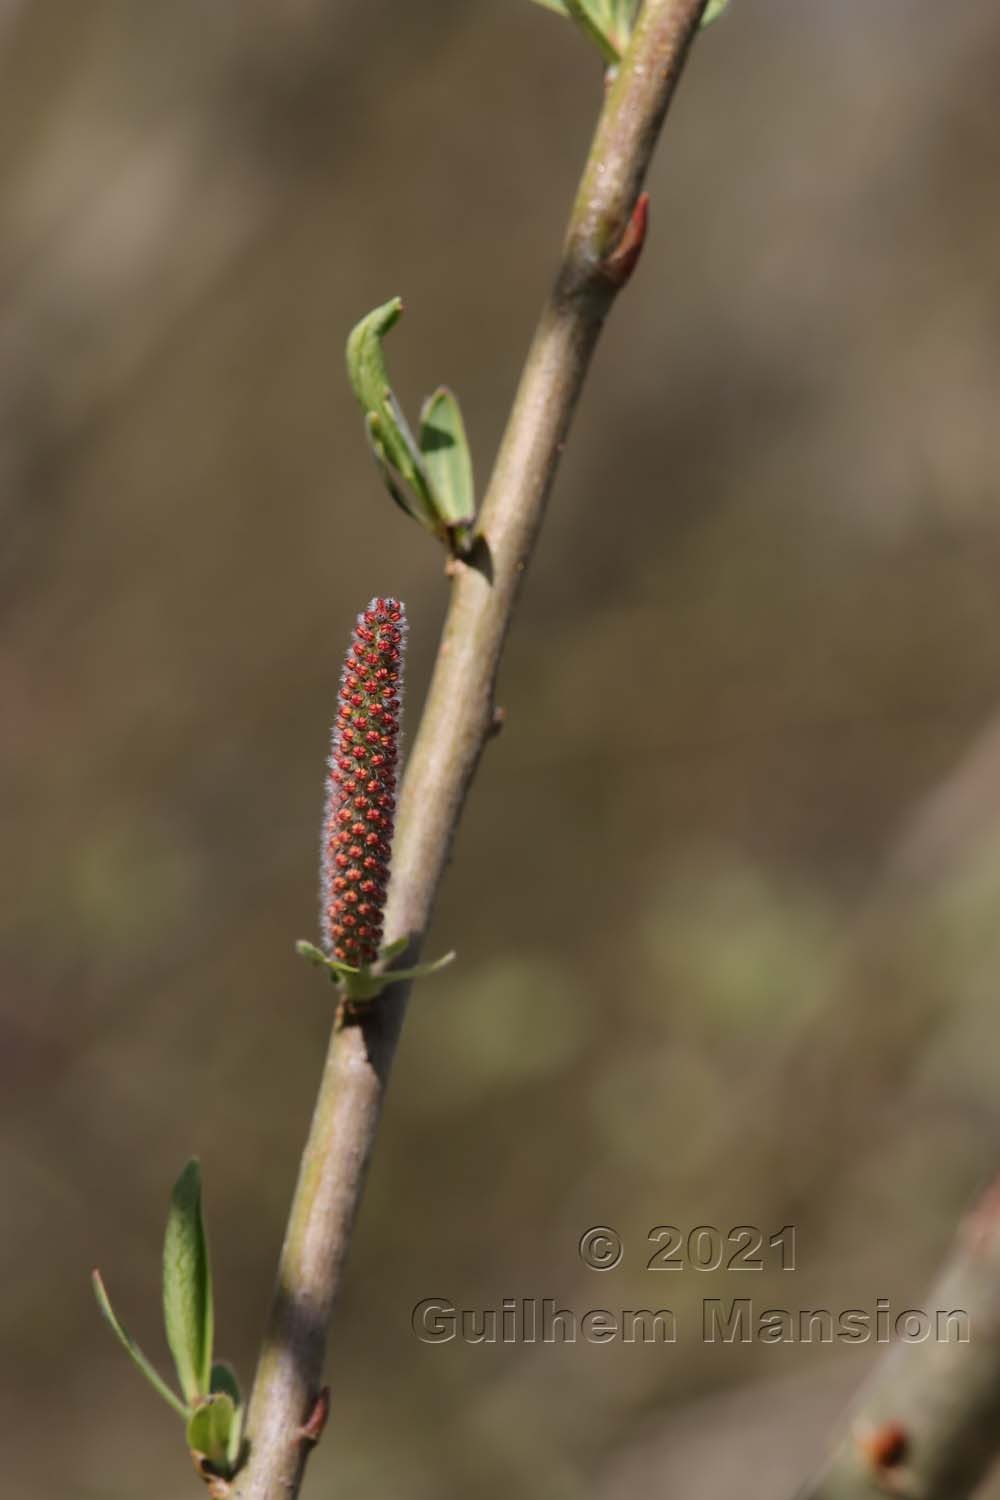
xmin=796 ymin=1176 xmax=1000 ymax=1500
xmin=236 ymin=5 xmax=709 ymax=1495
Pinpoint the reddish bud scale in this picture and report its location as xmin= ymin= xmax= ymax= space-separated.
xmin=320 ymin=597 xmax=406 ymax=966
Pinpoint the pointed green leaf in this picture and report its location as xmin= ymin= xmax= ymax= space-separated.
xmin=339 ymin=949 xmax=457 ymax=1005
xmin=92 ymin=1270 xmax=188 ymax=1419
xmin=345 ymin=295 xmax=403 ymax=412
xmin=381 ymin=950 xmax=457 ymax=986
xmin=296 ymin=939 xmax=329 ymax=966
xmin=296 ymin=940 xmax=358 ymax=985
xmin=378 ymin=935 xmax=410 ymax=964
xmin=610 ymin=0 xmax=643 ymax=47
xmin=701 ymin=0 xmax=730 ymax=25
xmin=347 ymin=298 xmax=475 ymax=551
xmin=163 ymin=1159 xmax=213 ymax=1405
xmin=187 ymin=1393 xmax=236 ymax=1474
xmin=346 ymin=299 xmax=439 ymax=533
xmin=563 ymin=0 xmax=620 ymax=62
xmin=528 ymin=0 xmax=569 ymax=12
xmin=418 ymin=387 xmax=475 ymax=532
xmin=365 ymin=413 xmax=438 ymax=532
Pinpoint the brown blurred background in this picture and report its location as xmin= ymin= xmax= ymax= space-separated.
xmin=5 ymin=1 xmax=1000 ymax=1496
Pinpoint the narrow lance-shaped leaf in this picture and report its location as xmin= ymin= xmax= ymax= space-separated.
xmin=701 ymin=0 xmax=731 ymax=25
xmin=418 ymin=386 xmax=475 ymax=538
xmin=596 ymin=0 xmax=641 ymax=52
xmin=563 ymin=0 xmax=620 ymax=63
xmin=525 ymin=0 xmax=622 ymax=60
xmin=163 ymin=1159 xmax=213 ymax=1405
xmin=92 ymin=1270 xmax=189 ymax=1419
xmin=345 ymin=298 xmax=438 ymax=534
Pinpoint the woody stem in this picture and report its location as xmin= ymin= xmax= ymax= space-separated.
xmin=237 ymin=4 xmax=710 ymax=1496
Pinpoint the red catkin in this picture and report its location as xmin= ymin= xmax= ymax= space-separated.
xmin=320 ymin=597 xmax=406 ymax=966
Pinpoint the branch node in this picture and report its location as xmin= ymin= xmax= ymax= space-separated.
xmin=860 ymin=1421 xmax=909 ymax=1469
xmin=599 ymin=192 xmax=649 ymax=288
xmin=191 ymin=1451 xmax=233 ymax=1499
xmin=298 ymin=1387 xmax=331 ymax=1448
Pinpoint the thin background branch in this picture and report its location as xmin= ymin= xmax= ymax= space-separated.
xmin=796 ymin=1177 xmax=1000 ymax=1500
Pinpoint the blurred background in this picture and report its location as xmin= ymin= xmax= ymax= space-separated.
xmin=4 ymin=1 xmax=1000 ymax=1495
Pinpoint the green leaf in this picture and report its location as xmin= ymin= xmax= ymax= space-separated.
xmin=163 ymin=1159 xmax=213 ymax=1405
xmin=210 ymin=1360 xmax=241 ymax=1407
xmin=187 ymin=1392 xmax=238 ymax=1474
xmin=298 ymin=935 xmax=455 ymax=1005
xmin=529 ymin=0 xmax=720 ymax=54
xmin=526 ymin=0 xmax=623 ymax=61
xmin=346 ymin=299 xmax=439 ymax=534
xmin=563 ymin=0 xmax=621 ymax=62
xmin=345 ymin=296 xmax=402 ymax=415
xmin=296 ymin=938 xmax=330 ymax=966
xmin=339 ymin=949 xmax=457 ymax=1005
xmin=701 ymin=0 xmax=730 ymax=25
xmin=210 ymin=1363 xmax=245 ymax=1469
xmin=92 ymin=1269 xmax=188 ymax=1419
xmin=386 ymin=950 xmax=457 ymax=984
xmin=418 ymin=387 xmax=475 ymax=534
xmin=346 ymin=299 xmax=477 ymax=551
xmin=594 ymin=0 xmax=639 ymax=43
xmin=365 ymin=414 xmax=430 ymax=528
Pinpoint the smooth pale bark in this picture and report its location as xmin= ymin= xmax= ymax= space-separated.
xmin=236 ymin=5 xmax=711 ymax=1498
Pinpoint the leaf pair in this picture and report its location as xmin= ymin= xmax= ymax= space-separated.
xmin=296 ymin=936 xmax=456 ymax=1008
xmin=93 ymin=1160 xmax=243 ymax=1479
xmin=346 ymin=298 xmax=475 ymax=554
xmin=528 ymin=0 xmax=729 ymax=63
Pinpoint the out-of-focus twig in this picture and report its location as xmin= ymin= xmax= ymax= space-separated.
xmin=797 ymin=1176 xmax=1000 ymax=1500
